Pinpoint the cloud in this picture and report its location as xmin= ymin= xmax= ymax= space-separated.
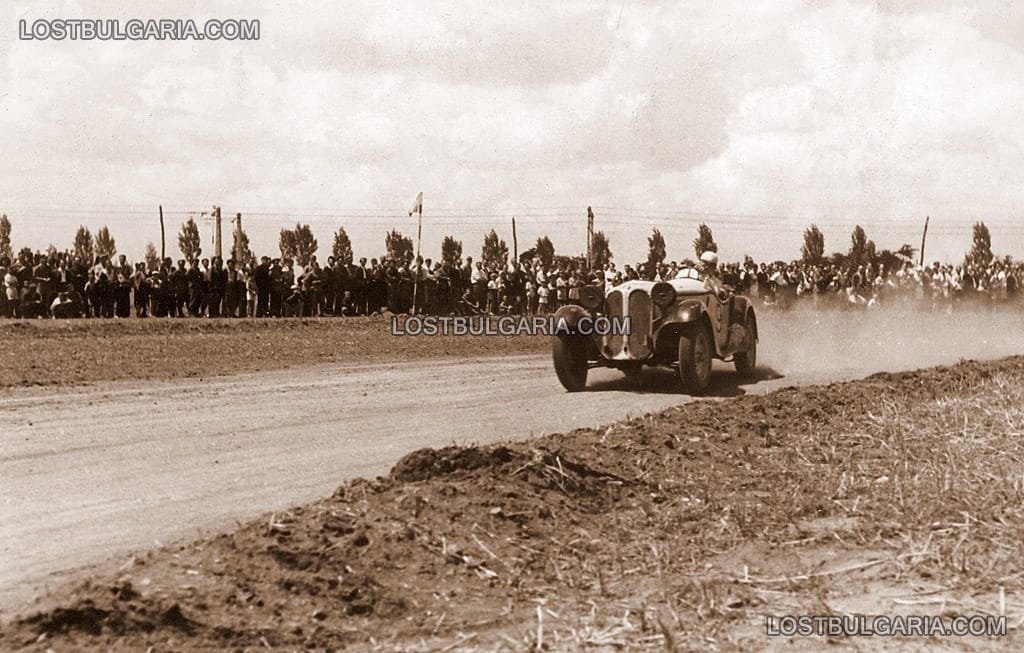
xmin=672 ymin=2 xmax=1024 ymax=261
xmin=1 ymin=0 xmax=1023 ymax=265
xmin=259 ymin=1 xmax=615 ymax=88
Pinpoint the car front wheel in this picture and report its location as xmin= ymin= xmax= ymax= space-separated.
xmin=553 ymin=334 xmax=589 ymax=392
xmin=678 ymin=325 xmax=712 ymax=394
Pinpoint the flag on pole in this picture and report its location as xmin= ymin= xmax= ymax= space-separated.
xmin=409 ymin=192 xmax=424 ymax=314
xmin=200 ymin=211 xmax=215 ymax=245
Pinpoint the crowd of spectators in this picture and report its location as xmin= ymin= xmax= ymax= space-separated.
xmin=711 ymin=258 xmax=1021 ymax=310
xmin=1 ymin=248 xmax=1021 ymax=320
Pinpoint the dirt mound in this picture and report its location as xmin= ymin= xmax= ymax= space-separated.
xmin=19 ymin=594 xmax=197 ymax=641
xmin=391 ymin=445 xmax=520 ymax=482
xmin=5 ymin=356 xmax=1024 ymax=651
xmin=391 ymin=445 xmax=635 ymax=505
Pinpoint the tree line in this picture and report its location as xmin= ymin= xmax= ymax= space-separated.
xmin=0 ymin=212 xmax=1007 ymax=275
xmin=796 ymin=221 xmax=1000 ymax=271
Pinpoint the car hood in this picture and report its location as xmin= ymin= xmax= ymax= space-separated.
xmin=607 ymin=277 xmax=707 ymax=296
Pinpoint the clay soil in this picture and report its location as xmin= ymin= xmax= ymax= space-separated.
xmin=3 ymin=354 xmax=1022 ymax=651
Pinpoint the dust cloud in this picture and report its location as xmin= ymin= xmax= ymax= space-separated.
xmin=755 ymin=306 xmax=1024 ymax=382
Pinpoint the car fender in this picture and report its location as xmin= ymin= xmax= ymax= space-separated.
xmin=552 ymin=304 xmax=591 ymax=334
xmin=671 ymin=298 xmax=706 ymax=324
xmin=653 ymin=300 xmax=711 ymax=360
xmin=730 ymin=296 xmax=758 ymax=341
xmin=745 ymin=307 xmax=758 ymax=341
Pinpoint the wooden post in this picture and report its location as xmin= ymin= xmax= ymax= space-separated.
xmin=214 ymin=205 xmax=222 ymax=260
xmin=234 ymin=213 xmax=242 ymax=263
xmin=413 ymin=193 xmax=423 ymax=315
xmin=586 ymin=206 xmax=594 ymax=271
xmin=919 ymin=215 xmax=929 ymax=268
xmin=416 ymin=210 xmax=422 ymax=264
xmin=159 ymin=205 xmax=165 ymax=260
xmin=512 ymin=216 xmax=518 ymax=264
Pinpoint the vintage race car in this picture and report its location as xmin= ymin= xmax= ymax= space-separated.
xmin=551 ymin=272 xmax=758 ymax=393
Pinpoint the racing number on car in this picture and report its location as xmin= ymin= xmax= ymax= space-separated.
xmin=711 ymin=297 xmax=723 ymax=333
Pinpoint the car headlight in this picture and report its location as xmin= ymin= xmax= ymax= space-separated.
xmin=579 ymin=284 xmax=604 ymax=311
xmin=651 ymin=282 xmax=676 ymax=307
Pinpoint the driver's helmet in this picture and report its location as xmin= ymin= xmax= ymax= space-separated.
xmin=699 ymin=251 xmax=719 ymax=269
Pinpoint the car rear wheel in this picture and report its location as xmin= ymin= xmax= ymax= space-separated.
xmin=734 ymin=314 xmax=757 ymax=376
xmin=678 ymin=325 xmax=712 ymax=394
xmin=553 ymin=335 xmax=589 ymax=392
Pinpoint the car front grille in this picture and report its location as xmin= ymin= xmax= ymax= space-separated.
xmin=627 ymin=289 xmax=651 ymax=358
xmin=604 ymin=289 xmax=624 ymax=356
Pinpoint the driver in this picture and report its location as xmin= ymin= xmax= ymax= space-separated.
xmin=674 ymin=252 xmax=727 ymax=296
xmin=699 ymin=250 xmax=719 ymax=278
xmin=698 ymin=251 xmax=730 ymax=298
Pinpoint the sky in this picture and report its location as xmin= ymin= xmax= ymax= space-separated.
xmin=2 ymin=0 xmax=1023 ymax=266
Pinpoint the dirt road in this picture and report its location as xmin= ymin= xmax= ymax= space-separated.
xmin=0 ymin=356 xmax=761 ymax=614
xmin=2 ymin=308 xmax=1021 ymax=618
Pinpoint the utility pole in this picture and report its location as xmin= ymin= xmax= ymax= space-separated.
xmin=586 ymin=206 xmax=594 ymax=271
xmin=158 ymin=205 xmax=166 ymax=260
xmin=234 ymin=212 xmax=243 ymax=263
xmin=919 ymin=215 xmax=929 ymax=268
xmin=512 ymin=216 xmax=518 ymax=264
xmin=213 ymin=205 xmax=223 ymax=260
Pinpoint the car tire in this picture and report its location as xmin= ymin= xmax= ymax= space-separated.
xmin=678 ymin=325 xmax=712 ymax=394
xmin=734 ymin=314 xmax=757 ymax=376
xmin=553 ymin=334 xmax=588 ymax=392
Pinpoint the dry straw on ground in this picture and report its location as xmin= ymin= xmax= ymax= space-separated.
xmin=4 ymin=356 xmax=1023 ymax=651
